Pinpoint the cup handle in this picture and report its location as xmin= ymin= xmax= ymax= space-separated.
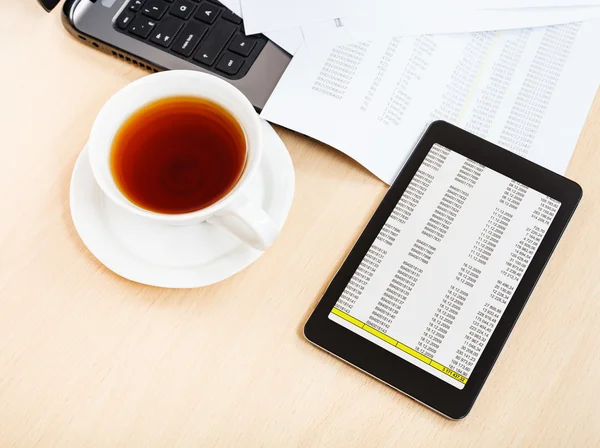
xmin=207 ymin=194 xmax=279 ymax=251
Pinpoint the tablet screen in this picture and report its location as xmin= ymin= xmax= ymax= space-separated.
xmin=329 ymin=143 xmax=561 ymax=389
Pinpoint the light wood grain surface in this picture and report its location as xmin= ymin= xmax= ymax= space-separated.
xmin=1 ymin=2 xmax=599 ymax=446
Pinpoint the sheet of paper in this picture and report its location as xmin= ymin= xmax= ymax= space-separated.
xmin=302 ymin=5 xmax=600 ymax=47
xmin=476 ymin=0 xmax=600 ymax=7
xmin=377 ymin=0 xmax=600 ymax=7
xmin=261 ymin=21 xmax=600 ymax=184
xmin=218 ymin=0 xmax=303 ymax=54
xmin=240 ymin=0 xmax=359 ymax=35
xmin=262 ymin=28 xmax=304 ymax=55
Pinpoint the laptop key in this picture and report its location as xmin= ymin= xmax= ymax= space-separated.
xmin=170 ymin=0 xmax=196 ymax=19
xmin=193 ymin=21 xmax=236 ymax=66
xmin=114 ymin=0 xmax=268 ymax=80
xmin=117 ymin=10 xmax=135 ymax=29
xmin=129 ymin=0 xmax=144 ymax=12
xmin=229 ymin=34 xmax=255 ymax=56
xmin=194 ymin=2 xmax=222 ymax=24
xmin=171 ymin=21 xmax=208 ymax=57
xmin=216 ymin=52 xmax=244 ymax=75
xmin=222 ymin=9 xmax=242 ymax=24
xmin=129 ymin=16 xmax=157 ymax=38
xmin=149 ymin=16 xmax=183 ymax=47
xmin=142 ymin=0 xmax=169 ymax=19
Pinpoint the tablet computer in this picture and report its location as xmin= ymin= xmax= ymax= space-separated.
xmin=304 ymin=121 xmax=582 ymax=420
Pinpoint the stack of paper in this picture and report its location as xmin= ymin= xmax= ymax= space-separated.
xmin=240 ymin=0 xmax=361 ymax=35
xmin=262 ymin=22 xmax=600 ymax=182
xmin=236 ymin=0 xmax=600 ymax=50
xmin=220 ymin=0 xmax=600 ymax=183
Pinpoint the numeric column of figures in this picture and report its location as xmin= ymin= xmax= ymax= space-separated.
xmin=421 ymin=184 xmax=469 ymax=243
xmin=333 ymin=146 xmax=446 ymax=317
xmin=390 ymin=170 xmax=434 ymax=225
xmin=532 ymin=195 xmax=560 ymax=225
xmin=455 ymin=159 xmax=485 ymax=189
xmin=449 ymin=187 xmax=559 ymax=378
xmin=366 ymin=261 xmax=423 ymax=332
xmin=389 ymin=145 xmax=447 ymax=227
xmin=422 ymin=144 xmax=450 ymax=172
xmin=416 ymin=262 xmax=480 ymax=359
xmin=498 ymin=23 xmax=581 ymax=157
xmin=449 ymin=302 xmax=501 ymax=375
xmin=361 ymin=38 xmax=401 ymax=113
xmin=376 ymin=223 xmax=400 ymax=247
xmin=446 ymin=181 xmax=526 ymax=376
xmin=500 ymin=180 xmax=528 ymax=210
xmin=367 ymin=149 xmax=471 ymax=334
xmin=336 ymin=146 xmax=449 ymax=333
xmin=502 ymin=226 xmax=545 ymax=281
xmin=465 ymin=29 xmax=531 ymax=139
xmin=469 ymin=208 xmax=512 ymax=265
xmin=499 ymin=194 xmax=559 ymax=283
xmin=377 ymin=35 xmax=437 ymax=125
xmin=335 ymin=246 xmax=387 ymax=314
xmin=411 ymin=158 xmax=487 ymax=359
xmin=416 ymin=284 xmax=469 ymax=359
xmin=417 ymin=176 xmax=525 ymax=373
xmin=312 ymin=42 xmax=370 ymax=100
xmin=431 ymin=32 xmax=495 ymax=123
xmin=419 ymin=156 xmax=479 ymax=246
xmin=498 ymin=195 xmax=558 ymax=283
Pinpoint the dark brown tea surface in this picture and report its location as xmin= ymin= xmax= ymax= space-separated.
xmin=111 ymin=96 xmax=246 ymax=214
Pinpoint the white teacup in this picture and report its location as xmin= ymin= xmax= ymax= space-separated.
xmin=88 ymin=70 xmax=278 ymax=251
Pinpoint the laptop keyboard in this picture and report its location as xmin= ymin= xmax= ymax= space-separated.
xmin=115 ymin=0 xmax=268 ymax=80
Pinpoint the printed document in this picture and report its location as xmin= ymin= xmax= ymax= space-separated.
xmin=240 ymin=0 xmax=359 ymax=35
xmin=261 ymin=21 xmax=600 ymax=183
xmin=475 ymin=0 xmax=600 ymax=7
xmin=301 ymin=5 xmax=600 ymax=46
xmin=219 ymin=0 xmax=303 ymax=54
xmin=361 ymin=0 xmax=600 ymax=8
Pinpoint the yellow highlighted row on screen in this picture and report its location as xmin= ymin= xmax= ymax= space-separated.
xmin=330 ymin=307 xmax=468 ymax=385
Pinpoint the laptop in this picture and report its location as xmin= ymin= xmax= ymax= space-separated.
xmin=38 ymin=0 xmax=292 ymax=110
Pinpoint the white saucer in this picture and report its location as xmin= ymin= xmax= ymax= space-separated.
xmin=70 ymin=120 xmax=295 ymax=288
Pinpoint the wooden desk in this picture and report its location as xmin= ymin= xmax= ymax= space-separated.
xmin=2 ymin=3 xmax=599 ymax=446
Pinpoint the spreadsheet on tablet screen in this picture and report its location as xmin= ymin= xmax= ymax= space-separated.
xmin=328 ymin=144 xmax=561 ymax=389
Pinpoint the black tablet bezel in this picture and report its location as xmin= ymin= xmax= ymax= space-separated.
xmin=304 ymin=121 xmax=582 ymax=420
